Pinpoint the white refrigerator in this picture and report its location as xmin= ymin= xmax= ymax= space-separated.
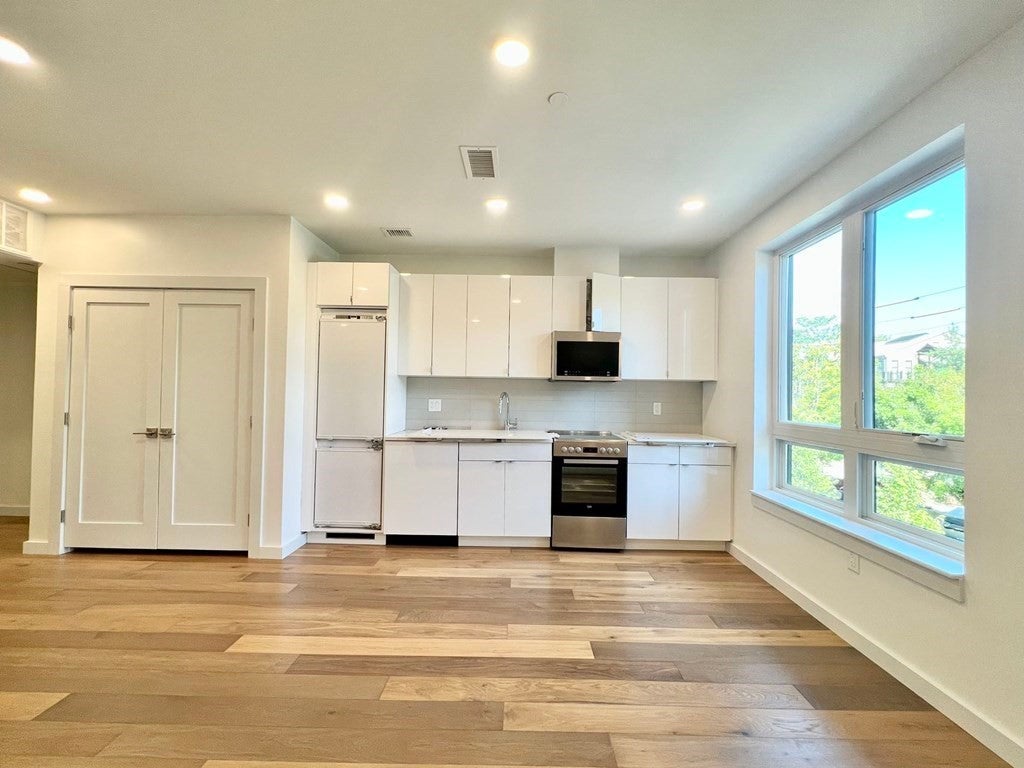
xmin=313 ymin=312 xmax=387 ymax=529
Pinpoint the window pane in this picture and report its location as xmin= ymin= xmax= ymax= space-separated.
xmin=870 ymin=167 xmax=965 ymax=437
xmin=871 ymin=459 xmax=964 ymax=542
xmin=784 ymin=443 xmax=844 ymax=501
xmin=785 ymin=230 xmax=842 ymax=425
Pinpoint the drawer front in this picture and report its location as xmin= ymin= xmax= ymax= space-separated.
xmin=459 ymin=442 xmax=552 ymax=462
xmin=678 ymin=445 xmax=732 ymax=466
xmin=628 ymin=445 xmax=680 ymax=465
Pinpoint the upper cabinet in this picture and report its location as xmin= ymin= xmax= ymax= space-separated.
xmin=621 ymin=277 xmax=669 ymax=380
xmin=313 ymin=262 xmax=391 ymax=307
xmin=431 ymin=274 xmax=469 ymax=376
xmin=590 ymin=272 xmax=621 ymax=332
xmin=466 ymin=276 xmax=511 ymax=377
xmin=552 ymin=276 xmax=587 ymax=332
xmin=399 ymin=274 xmax=433 ymax=376
xmin=668 ymin=278 xmax=717 ymax=381
xmin=509 ymin=276 xmax=553 ymax=378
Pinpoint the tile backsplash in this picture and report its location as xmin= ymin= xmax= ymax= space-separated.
xmin=405 ymin=378 xmax=703 ymax=433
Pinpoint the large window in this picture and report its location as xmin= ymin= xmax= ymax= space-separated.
xmin=772 ymin=160 xmax=965 ymax=555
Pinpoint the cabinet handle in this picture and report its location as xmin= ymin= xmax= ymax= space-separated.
xmin=158 ymin=427 xmax=175 ymax=438
xmin=132 ymin=427 xmax=158 ymax=438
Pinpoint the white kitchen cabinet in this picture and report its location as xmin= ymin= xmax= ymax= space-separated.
xmin=668 ymin=278 xmax=718 ymax=381
xmin=466 ymin=275 xmax=511 ymax=377
xmin=626 ymin=445 xmax=679 ymax=540
xmin=431 ymin=275 xmax=468 ymax=376
xmin=352 ymin=263 xmax=392 ymax=306
xmin=590 ymin=272 xmax=621 ymax=331
xmin=505 ymin=461 xmax=552 ymax=536
xmin=621 ymin=277 xmax=668 ymax=380
xmin=552 ymin=276 xmax=587 ymax=332
xmin=399 ymin=274 xmax=433 ymax=376
xmin=678 ymin=464 xmax=732 ymax=540
xmin=457 ymin=443 xmax=551 ymax=538
xmin=383 ymin=441 xmax=459 ymax=535
xmin=314 ymin=262 xmax=391 ymax=307
xmin=457 ymin=459 xmax=506 ymax=536
xmin=315 ymin=262 xmax=354 ymax=306
xmin=509 ymin=276 xmax=553 ymax=378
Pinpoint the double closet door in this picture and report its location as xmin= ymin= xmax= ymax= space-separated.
xmin=64 ymin=288 xmax=254 ymax=551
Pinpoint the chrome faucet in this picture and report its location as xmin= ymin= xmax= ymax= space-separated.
xmin=498 ymin=391 xmax=518 ymax=430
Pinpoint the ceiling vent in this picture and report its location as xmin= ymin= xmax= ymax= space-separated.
xmin=460 ymin=146 xmax=498 ymax=179
xmin=380 ymin=227 xmax=413 ymax=238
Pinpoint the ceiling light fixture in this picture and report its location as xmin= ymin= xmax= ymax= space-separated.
xmin=906 ymin=208 xmax=934 ymax=220
xmin=494 ymin=39 xmax=530 ymax=68
xmin=0 ymin=36 xmax=31 ymax=66
xmin=324 ymin=193 xmax=350 ymax=210
xmin=485 ymin=198 xmax=509 ymax=214
xmin=680 ymin=199 xmax=706 ymax=213
xmin=18 ymin=187 xmax=51 ymax=204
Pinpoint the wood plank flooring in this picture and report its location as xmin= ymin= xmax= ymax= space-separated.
xmin=0 ymin=517 xmax=1009 ymax=768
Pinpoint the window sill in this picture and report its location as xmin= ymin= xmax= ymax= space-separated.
xmin=750 ymin=490 xmax=965 ymax=601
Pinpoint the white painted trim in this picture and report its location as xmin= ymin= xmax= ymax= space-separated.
xmin=250 ymin=532 xmax=308 ymax=560
xmin=457 ymin=536 xmax=550 ymax=548
xmin=305 ymin=530 xmax=386 ymax=546
xmin=34 ymin=274 xmax=268 ymax=559
xmin=626 ymin=539 xmax=728 ymax=551
xmin=0 ymin=505 xmax=29 ymax=516
xmin=751 ymin=490 xmax=964 ymax=600
xmin=729 ymin=543 xmax=1024 ymax=768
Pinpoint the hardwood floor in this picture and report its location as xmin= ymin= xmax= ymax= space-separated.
xmin=0 ymin=517 xmax=1009 ymax=767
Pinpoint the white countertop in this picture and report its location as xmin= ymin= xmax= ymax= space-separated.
xmin=386 ymin=428 xmax=554 ymax=443
xmin=622 ymin=431 xmax=735 ymax=447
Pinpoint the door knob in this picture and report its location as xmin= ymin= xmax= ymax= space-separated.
xmin=132 ymin=427 xmax=158 ymax=438
xmin=158 ymin=427 xmax=175 ymax=438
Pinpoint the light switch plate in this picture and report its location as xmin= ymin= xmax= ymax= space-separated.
xmin=847 ymin=552 xmax=861 ymax=574
xmin=652 ymin=402 xmax=662 ymax=416
xmin=428 ymin=399 xmax=442 ymax=412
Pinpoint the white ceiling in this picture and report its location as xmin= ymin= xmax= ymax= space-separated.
xmin=1 ymin=1 xmax=1021 ymax=258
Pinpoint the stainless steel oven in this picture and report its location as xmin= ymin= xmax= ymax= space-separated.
xmin=550 ymin=432 xmax=627 ymax=550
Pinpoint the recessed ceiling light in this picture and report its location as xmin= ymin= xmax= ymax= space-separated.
xmin=494 ymin=40 xmax=530 ymax=68
xmin=680 ymin=199 xmax=706 ymax=213
xmin=485 ymin=198 xmax=509 ymax=214
xmin=324 ymin=193 xmax=349 ymax=210
xmin=18 ymin=187 xmax=51 ymax=204
xmin=906 ymin=208 xmax=934 ymax=220
xmin=0 ymin=36 xmax=31 ymax=66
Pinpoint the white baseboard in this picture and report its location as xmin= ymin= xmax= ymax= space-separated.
xmin=626 ymin=539 xmax=728 ymax=551
xmin=22 ymin=539 xmax=64 ymax=556
xmin=729 ymin=543 xmax=1024 ymax=768
xmin=458 ymin=536 xmax=550 ymax=548
xmin=248 ymin=533 xmax=308 ymax=560
xmin=0 ymin=504 xmax=29 ymax=517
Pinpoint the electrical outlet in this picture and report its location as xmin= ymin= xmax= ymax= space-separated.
xmin=427 ymin=399 xmax=442 ymax=413
xmin=847 ymin=552 xmax=861 ymax=574
xmin=652 ymin=402 xmax=662 ymax=416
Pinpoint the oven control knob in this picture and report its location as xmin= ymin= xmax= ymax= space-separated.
xmin=613 ymin=447 xmax=621 ymax=454
xmin=575 ymin=446 xmax=583 ymax=454
xmin=598 ymin=447 xmax=607 ymax=454
xmin=560 ymin=446 xmax=568 ymax=453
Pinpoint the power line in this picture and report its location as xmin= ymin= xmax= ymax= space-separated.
xmin=875 ymin=306 xmax=964 ymax=324
xmin=875 ymin=285 xmax=965 ymax=309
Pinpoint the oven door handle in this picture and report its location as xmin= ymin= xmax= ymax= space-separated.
xmin=561 ymin=458 xmax=619 ymax=465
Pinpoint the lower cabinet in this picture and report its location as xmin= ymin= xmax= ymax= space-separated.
xmin=457 ymin=444 xmax=552 ymax=537
xmin=383 ymin=442 xmax=459 ymax=535
xmin=626 ymin=444 xmax=733 ymax=541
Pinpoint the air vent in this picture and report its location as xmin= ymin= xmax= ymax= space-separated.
xmin=460 ymin=146 xmax=498 ymax=179
xmin=380 ymin=227 xmax=414 ymax=238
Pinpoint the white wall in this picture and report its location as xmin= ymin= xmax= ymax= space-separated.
xmin=705 ymin=20 xmax=1024 ymax=764
xmin=0 ymin=268 xmax=37 ymax=514
xmin=26 ymin=215 xmax=307 ymax=558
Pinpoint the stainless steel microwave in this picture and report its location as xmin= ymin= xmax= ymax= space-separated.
xmin=550 ymin=331 xmax=621 ymax=381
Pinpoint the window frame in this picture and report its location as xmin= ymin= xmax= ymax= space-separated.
xmin=769 ymin=155 xmax=966 ymax=559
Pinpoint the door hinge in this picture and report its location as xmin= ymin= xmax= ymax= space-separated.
xmin=68 ymin=315 xmax=73 ymax=331
xmin=247 ymin=514 xmax=250 ymax=525
xmin=63 ymin=411 xmax=69 ymax=426
xmin=249 ymin=415 xmax=253 ymax=428
xmin=251 ymin=317 xmax=255 ymax=331
xmin=59 ymin=509 xmax=66 ymax=523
